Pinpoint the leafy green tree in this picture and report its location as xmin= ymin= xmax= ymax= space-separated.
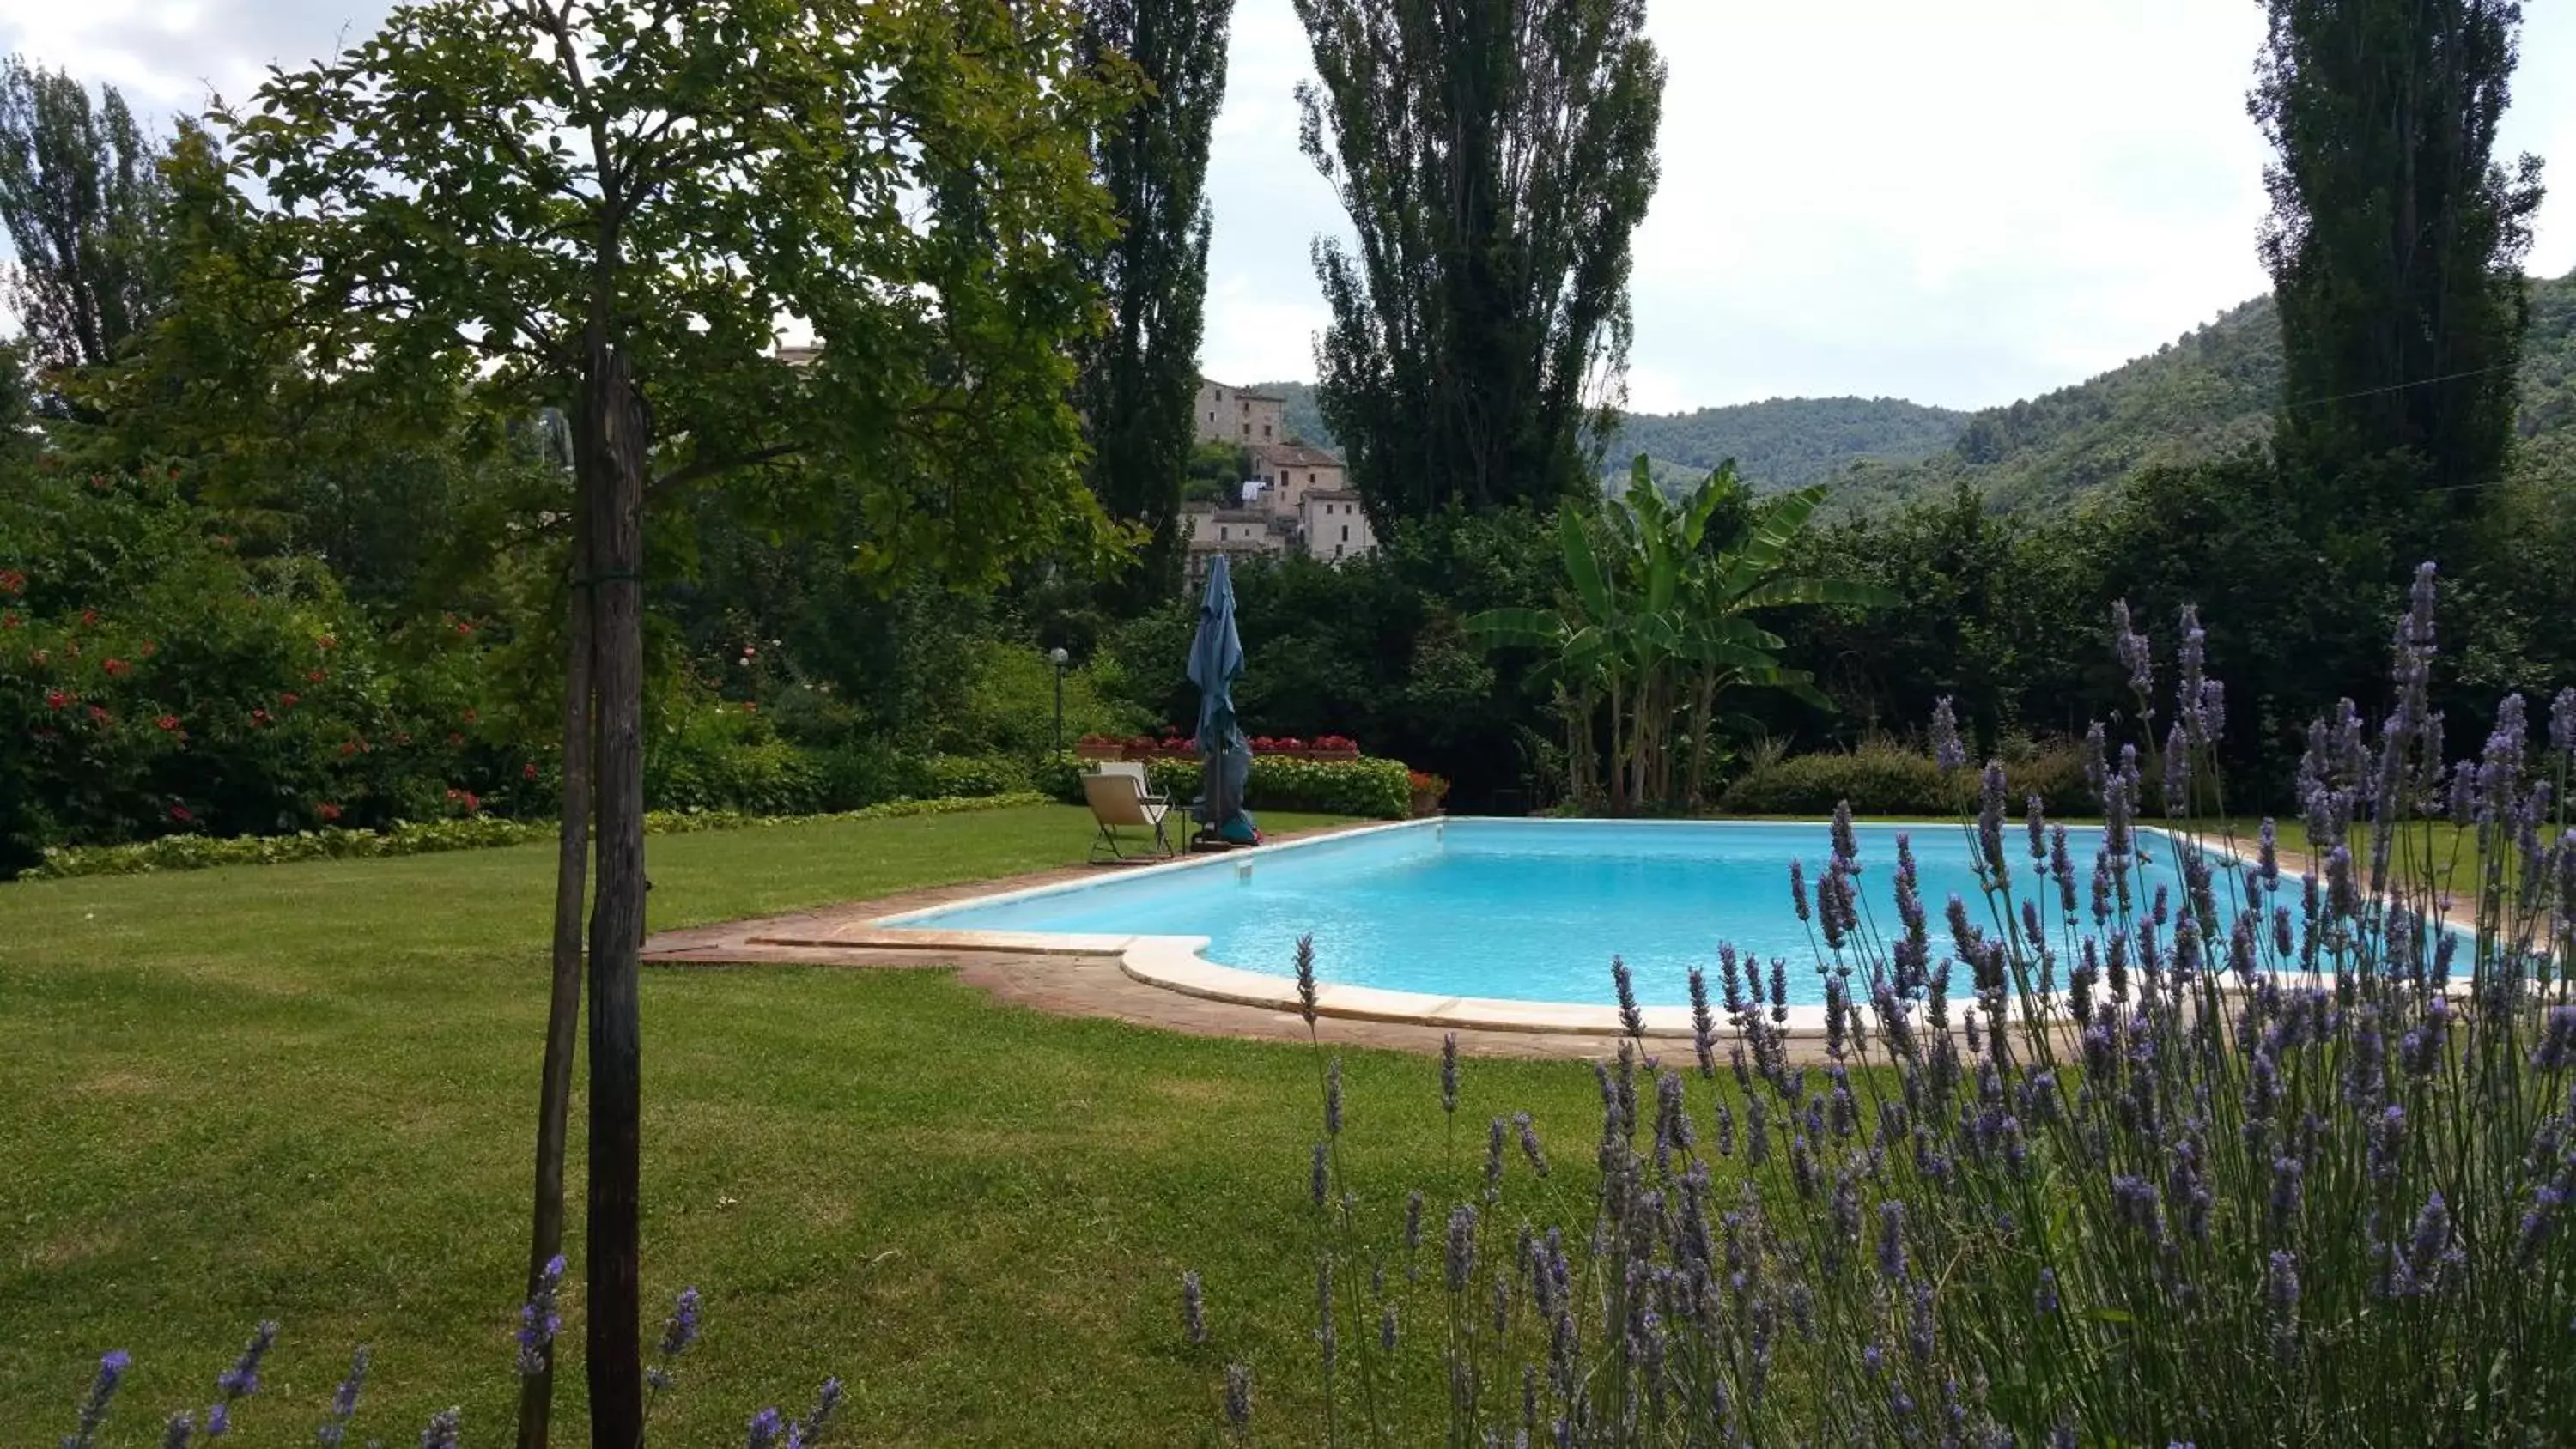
xmin=1293 ymin=0 xmax=1665 ymax=521
xmin=0 ymin=58 xmax=171 ymax=375
xmin=2252 ymin=0 xmax=2546 ymax=515
xmin=1469 ymin=461 xmax=1886 ymax=812
xmin=228 ymin=3 xmax=1127 ymax=1441
xmin=1075 ymin=0 xmax=1236 ymax=603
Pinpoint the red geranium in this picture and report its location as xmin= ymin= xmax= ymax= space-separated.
xmin=445 ymin=787 xmax=461 ymax=800
xmin=169 ymin=803 xmax=193 ymax=822
xmin=305 ymin=669 xmax=325 ymax=682
xmin=0 ymin=568 xmax=25 ymax=594
xmin=251 ymin=708 xmax=271 ymax=725
xmin=156 ymin=714 xmax=179 ymax=731
xmin=103 ymin=658 xmax=131 ymax=676
xmin=87 ymin=705 xmax=108 ymax=724
xmin=44 ymin=689 xmax=69 ymax=710
xmin=79 ymin=609 xmax=98 ymax=627
xmin=460 ymin=791 xmax=482 ymax=814
xmin=278 ymin=692 xmax=300 ymax=709
xmin=338 ymin=739 xmax=361 ymax=756
xmin=319 ymin=803 xmax=343 ymax=822
xmin=523 ymin=762 xmax=539 ymax=780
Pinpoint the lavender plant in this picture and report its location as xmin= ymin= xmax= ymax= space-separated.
xmin=1196 ymin=566 xmax=2576 ymax=1444
xmin=59 ymin=1282 xmax=835 ymax=1446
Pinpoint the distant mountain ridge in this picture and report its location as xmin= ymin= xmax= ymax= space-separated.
xmin=1238 ymin=266 xmax=2576 ymax=514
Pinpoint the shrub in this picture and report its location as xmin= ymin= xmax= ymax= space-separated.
xmin=1180 ymin=572 xmax=2576 ymax=1446
xmin=644 ymin=701 xmax=830 ymax=815
xmin=1036 ymin=753 xmax=1412 ymax=820
xmin=1720 ymin=736 xmax=2094 ymax=817
xmin=23 ymin=794 xmax=1050 ymax=879
xmin=895 ymin=752 xmax=1035 ymax=801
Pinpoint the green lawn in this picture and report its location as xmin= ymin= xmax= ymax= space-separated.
xmin=0 ymin=804 xmax=1625 ymax=1445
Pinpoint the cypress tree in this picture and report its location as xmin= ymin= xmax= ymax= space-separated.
xmin=1294 ymin=0 xmax=1665 ymax=523
xmin=1075 ymin=0 xmax=1236 ymax=603
xmin=2251 ymin=0 xmax=2545 ymax=514
xmin=0 ymin=57 xmax=170 ymax=374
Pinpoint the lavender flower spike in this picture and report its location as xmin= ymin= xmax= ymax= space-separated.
xmin=648 ymin=1286 xmax=702 ymax=1391
xmin=418 ymin=1408 xmax=462 ymax=1449
xmin=797 ymin=1379 xmax=845 ymax=1446
xmin=747 ymin=1406 xmax=786 ymax=1449
xmin=162 ymin=1412 xmax=195 ymax=1449
xmin=1182 ymin=1270 xmax=1207 ymax=1343
xmin=66 ymin=1349 xmax=131 ymax=1449
xmin=1293 ymin=934 xmax=1318 ymax=1027
xmin=316 ymin=1347 xmax=371 ymax=1448
xmin=518 ymin=1255 xmax=565 ymax=1376
xmin=1324 ymin=1058 xmax=1343 ymax=1137
xmin=1931 ymin=696 xmax=1965 ymax=772
xmin=1223 ymin=1364 xmax=1254 ymax=1429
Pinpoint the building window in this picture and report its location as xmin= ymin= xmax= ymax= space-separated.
xmin=1263 ymin=424 xmax=1272 ymax=438
xmin=1340 ymin=524 xmax=1350 ymax=543
xmin=1241 ymin=423 xmax=1249 ymax=437
xmin=1334 ymin=544 xmax=1345 ymax=559
xmin=1240 ymin=400 xmax=1249 ymax=414
xmin=1219 ymin=526 xmax=1228 ymax=540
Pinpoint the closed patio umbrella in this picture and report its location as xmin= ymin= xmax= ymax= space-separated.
xmin=1187 ymin=555 xmax=1257 ymax=844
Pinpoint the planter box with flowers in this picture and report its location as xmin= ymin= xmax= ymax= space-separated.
xmin=1407 ymin=770 xmax=1449 ymax=818
xmin=1249 ymin=734 xmax=1361 ymax=762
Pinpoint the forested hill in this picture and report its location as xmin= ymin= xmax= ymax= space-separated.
xmin=1240 ymin=265 xmax=2576 ymax=513
xmin=1243 ymin=381 xmax=1968 ymax=493
xmin=1826 ymin=267 xmax=2576 ymax=513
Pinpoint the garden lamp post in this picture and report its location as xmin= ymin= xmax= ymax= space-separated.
xmin=1049 ymin=646 xmax=1069 ymax=751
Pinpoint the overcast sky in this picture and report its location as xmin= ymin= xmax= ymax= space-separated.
xmin=9 ymin=0 xmax=2573 ymax=413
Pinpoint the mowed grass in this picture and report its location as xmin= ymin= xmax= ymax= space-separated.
xmin=0 ymin=804 xmax=1632 ymax=1445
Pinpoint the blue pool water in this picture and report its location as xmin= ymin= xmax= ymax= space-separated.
xmin=902 ymin=819 xmax=2223 ymax=1007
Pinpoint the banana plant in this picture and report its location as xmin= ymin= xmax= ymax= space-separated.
xmin=1469 ymin=457 xmax=1892 ymax=811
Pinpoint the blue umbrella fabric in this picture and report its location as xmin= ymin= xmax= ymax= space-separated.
xmin=1186 ymin=555 xmax=1256 ymax=843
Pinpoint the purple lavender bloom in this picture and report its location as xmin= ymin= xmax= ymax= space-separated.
xmin=317 ymin=1347 xmax=370 ymax=1448
xmin=1440 ymin=1032 xmax=1459 ymax=1115
xmin=2369 ymin=1105 xmax=2407 ymax=1184
xmin=1324 ymin=1058 xmax=1343 ymax=1137
xmin=1612 ymin=956 xmax=1644 ymax=1040
xmin=1404 ymin=1191 xmax=1424 ymax=1252
xmin=1833 ymin=799 xmax=1860 ymax=864
xmin=2112 ymin=599 xmax=2154 ymax=698
xmin=1978 ymin=762 xmax=2010 ymax=881
xmin=162 ymin=1412 xmax=194 ymax=1448
xmin=2519 ymin=1186 xmax=2566 ymax=1263
xmin=1379 ymin=1302 xmax=1398 ymax=1354
xmin=1182 ymin=1270 xmax=1207 ymax=1343
xmin=2535 ymin=1007 xmax=2576 ymax=1071
xmin=1907 ymin=1282 xmax=1937 ymax=1362
xmin=1485 ymin=1115 xmax=1507 ymax=1193
xmin=655 ymin=1285 xmax=702 ymax=1372
xmin=1224 ymin=1364 xmax=1253 ymax=1428
xmin=2407 ymin=1191 xmax=2457 ymax=1291
xmin=2198 ymin=677 xmax=2227 ymax=745
xmin=1446 ymin=1204 xmax=1479 ymax=1293
xmin=1309 ymin=1142 xmax=1328 ymax=1207
xmin=517 ymin=1256 xmax=565 ymax=1377
xmin=2162 ymin=721 xmax=2191 ymax=815
xmin=2269 ymin=1155 xmax=2303 ymax=1238
xmin=797 ymin=1379 xmax=845 ymax=1446
xmin=1292 ymin=934 xmax=1318 ymax=1027
xmin=1876 ymin=1201 xmax=1907 ymax=1282
xmin=2267 ymin=1250 xmax=2301 ymax=1360
xmin=2111 ymin=1174 xmax=2161 ymax=1237
xmin=1789 ymin=858 xmax=1811 ymax=922
xmin=1516 ymin=1111 xmax=1549 ymax=1177
xmin=419 ymin=1408 xmax=461 ymax=1449
xmin=2033 ymin=1267 xmax=2059 ymax=1316
xmin=748 ymin=1406 xmax=787 ymax=1449
xmin=1931 ymin=697 xmax=1966 ymax=773
xmin=1688 ymin=967 xmax=1716 ymax=1078
xmin=67 ymin=1349 xmax=132 ymax=1449
xmin=2551 ymin=688 xmax=2576 ymax=760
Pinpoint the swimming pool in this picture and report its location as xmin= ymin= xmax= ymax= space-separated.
xmin=888 ymin=817 xmax=2220 ymax=1012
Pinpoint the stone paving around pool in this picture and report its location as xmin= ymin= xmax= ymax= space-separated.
xmin=640 ymin=823 xmax=1844 ymax=1062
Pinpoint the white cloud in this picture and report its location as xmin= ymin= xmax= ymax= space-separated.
xmin=9 ymin=0 xmax=2573 ymax=410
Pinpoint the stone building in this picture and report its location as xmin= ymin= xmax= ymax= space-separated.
xmin=1194 ymin=379 xmax=1285 ymax=447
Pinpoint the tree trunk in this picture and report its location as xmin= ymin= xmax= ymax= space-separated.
xmin=581 ymin=332 xmax=651 ymax=1448
xmin=1605 ymin=674 xmax=1628 ymax=815
xmin=1686 ymin=672 xmax=1717 ymax=809
xmin=516 ymin=460 xmax=596 ymax=1449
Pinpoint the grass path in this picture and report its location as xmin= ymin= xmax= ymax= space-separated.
xmin=1 ymin=803 xmax=1645 ymax=1445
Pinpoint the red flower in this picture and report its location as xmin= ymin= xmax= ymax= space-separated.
xmin=453 ymin=619 xmax=475 ymax=635
xmin=338 ymin=738 xmax=361 ymax=756
xmin=305 ymin=669 xmax=325 ymax=682
xmin=88 ymin=473 xmax=107 ymax=491
xmin=1 ymin=614 xmax=17 ymax=629
xmin=251 ymin=708 xmax=271 ymax=726
xmin=461 ymin=791 xmax=482 ymax=814
xmin=319 ymin=803 xmax=343 ymax=822
xmin=169 ymin=803 xmax=193 ymax=822
xmin=523 ymin=762 xmax=539 ymax=781
xmin=87 ymin=705 xmax=108 ymax=724
xmin=79 ymin=609 xmax=98 ymax=627
xmin=103 ymin=658 xmax=131 ymax=676
xmin=445 ymin=787 xmax=461 ymax=801
xmin=278 ymin=692 xmax=300 ymax=709
xmin=44 ymin=689 xmax=69 ymax=710
xmin=447 ymin=731 xmax=465 ymax=747
xmin=156 ymin=714 xmax=179 ymax=731
xmin=0 ymin=568 xmax=25 ymax=594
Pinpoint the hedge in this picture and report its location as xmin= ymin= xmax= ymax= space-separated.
xmin=1717 ymin=739 xmax=2095 ymax=818
xmin=1037 ymin=752 xmax=1411 ymax=821
xmin=21 ymin=793 xmax=1052 ymax=880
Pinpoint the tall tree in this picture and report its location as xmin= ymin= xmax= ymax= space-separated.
xmin=2251 ymin=0 xmax=2545 ymax=512
xmin=1293 ymin=0 xmax=1663 ymax=523
xmin=0 ymin=58 xmax=169 ymax=374
xmin=1075 ymin=0 xmax=1236 ymax=604
xmin=229 ymin=3 xmax=1125 ymax=1443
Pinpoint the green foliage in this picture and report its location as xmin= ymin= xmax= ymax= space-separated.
xmin=24 ymin=793 xmax=1051 ymax=879
xmin=1075 ymin=0 xmax=1237 ymax=604
xmin=1037 ymin=753 xmax=1411 ymax=819
xmin=0 ymin=57 xmax=170 ymax=373
xmin=1604 ymin=397 xmax=1967 ymax=494
xmin=1717 ymin=737 xmax=2093 ymax=817
xmin=2255 ymin=0 xmax=2544 ymax=512
xmin=1294 ymin=0 xmax=1665 ymax=519
xmin=1245 ymin=379 xmax=1333 ymax=450
xmin=933 ymin=637 xmax=1148 ymax=759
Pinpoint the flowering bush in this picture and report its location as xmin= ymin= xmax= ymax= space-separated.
xmin=1185 ymin=567 xmax=2576 ymax=1444
xmin=1038 ymin=753 xmax=1413 ymax=820
xmin=1719 ymin=736 xmax=2096 ymax=818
